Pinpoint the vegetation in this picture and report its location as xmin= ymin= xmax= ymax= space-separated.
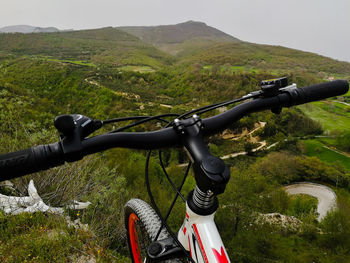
xmin=0 ymin=27 xmax=172 ymax=69
xmin=336 ymin=131 xmax=350 ymax=152
xmin=217 ymin=152 xmax=350 ymax=262
xmin=178 ymin=41 xmax=350 ymax=77
xmin=0 ymin=212 xmax=126 ymax=263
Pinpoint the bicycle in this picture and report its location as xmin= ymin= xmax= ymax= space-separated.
xmin=0 ymin=78 xmax=348 ymax=262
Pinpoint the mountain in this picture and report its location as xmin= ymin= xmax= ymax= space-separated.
xmin=0 ymin=25 xmax=60 ymax=33
xmin=0 ymin=21 xmax=349 ymax=77
xmin=119 ymin=21 xmax=238 ymax=44
xmin=119 ymin=21 xmax=239 ymax=55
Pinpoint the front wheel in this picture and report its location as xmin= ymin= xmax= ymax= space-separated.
xmin=124 ymin=199 xmax=184 ymax=263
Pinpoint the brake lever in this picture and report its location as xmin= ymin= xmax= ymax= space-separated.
xmin=54 ymin=114 xmax=102 ymax=139
xmin=54 ymin=114 xmax=102 ymax=161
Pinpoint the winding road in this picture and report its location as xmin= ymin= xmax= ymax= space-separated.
xmin=284 ymin=182 xmax=337 ymax=221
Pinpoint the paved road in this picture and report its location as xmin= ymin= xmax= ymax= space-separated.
xmin=284 ymin=182 xmax=337 ymax=221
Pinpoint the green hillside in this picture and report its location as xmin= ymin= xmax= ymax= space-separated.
xmin=177 ymin=41 xmax=350 ymax=77
xmin=1 ymin=23 xmax=350 ymax=78
xmin=299 ymin=100 xmax=350 ymax=133
xmin=0 ymin=27 xmax=172 ymax=69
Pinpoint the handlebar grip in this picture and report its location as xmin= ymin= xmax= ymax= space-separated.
xmin=0 ymin=143 xmax=64 ymax=181
xmin=290 ymin=80 xmax=349 ymax=105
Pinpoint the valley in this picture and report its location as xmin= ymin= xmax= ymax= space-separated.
xmin=0 ymin=21 xmax=350 ymax=262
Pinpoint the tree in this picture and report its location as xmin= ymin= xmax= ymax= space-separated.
xmin=337 ymin=131 xmax=350 ymax=152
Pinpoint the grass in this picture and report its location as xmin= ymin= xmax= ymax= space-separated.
xmin=44 ymin=58 xmax=97 ymax=67
xmin=116 ymin=65 xmax=155 ymax=73
xmin=299 ymin=100 xmax=350 ymax=133
xmin=19 ymin=55 xmax=97 ymax=67
xmin=229 ymin=65 xmax=246 ymax=71
xmin=0 ymin=212 xmax=126 ymax=263
xmin=317 ymin=137 xmax=338 ymax=145
xmin=302 ymin=139 xmax=350 ymax=170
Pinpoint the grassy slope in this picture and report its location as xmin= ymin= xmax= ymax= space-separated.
xmin=2 ymin=25 xmax=350 ymax=77
xmin=299 ymin=100 xmax=350 ymax=133
xmin=0 ymin=27 xmax=171 ymax=69
xmin=0 ymin=56 xmax=143 ymax=130
xmin=177 ymin=41 xmax=350 ymax=76
xmin=302 ymin=139 xmax=350 ymax=170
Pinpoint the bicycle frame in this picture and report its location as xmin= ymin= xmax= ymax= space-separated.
xmin=178 ymin=203 xmax=230 ymax=263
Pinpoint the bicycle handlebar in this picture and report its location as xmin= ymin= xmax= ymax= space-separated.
xmin=0 ymin=80 xmax=348 ymax=181
xmin=0 ymin=143 xmax=64 ymax=180
xmin=290 ymin=80 xmax=349 ymax=105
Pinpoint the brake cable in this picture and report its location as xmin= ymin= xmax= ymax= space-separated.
xmin=146 ymin=150 xmax=195 ymax=262
xmin=107 ymin=113 xmax=180 ymax=133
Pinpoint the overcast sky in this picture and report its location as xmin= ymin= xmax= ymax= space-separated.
xmin=1 ymin=0 xmax=349 ymax=62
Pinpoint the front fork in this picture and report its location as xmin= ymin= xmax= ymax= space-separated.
xmin=147 ymin=198 xmax=230 ymax=263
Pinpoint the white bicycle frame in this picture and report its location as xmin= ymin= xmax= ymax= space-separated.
xmin=177 ymin=203 xmax=230 ymax=263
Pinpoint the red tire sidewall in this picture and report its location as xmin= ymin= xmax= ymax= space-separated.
xmin=128 ymin=213 xmax=143 ymax=263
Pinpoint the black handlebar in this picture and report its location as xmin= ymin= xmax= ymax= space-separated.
xmin=0 ymin=80 xmax=348 ymax=180
xmin=289 ymin=79 xmax=349 ymax=105
xmin=0 ymin=143 xmax=64 ymax=181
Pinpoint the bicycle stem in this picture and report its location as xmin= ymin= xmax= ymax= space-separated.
xmin=173 ymin=115 xmax=230 ymax=215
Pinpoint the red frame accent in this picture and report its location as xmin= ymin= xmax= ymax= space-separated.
xmin=128 ymin=213 xmax=142 ymax=263
xmin=212 ymin=247 xmax=229 ymax=263
xmin=193 ymin=224 xmax=209 ymax=263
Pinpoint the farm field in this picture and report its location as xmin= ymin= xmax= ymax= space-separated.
xmin=299 ymin=100 xmax=350 ymax=133
xmin=302 ymin=139 xmax=350 ymax=170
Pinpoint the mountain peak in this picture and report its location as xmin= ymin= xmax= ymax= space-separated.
xmin=118 ymin=21 xmax=239 ymax=55
xmin=181 ymin=20 xmax=207 ymax=25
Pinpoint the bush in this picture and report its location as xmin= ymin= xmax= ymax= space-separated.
xmin=253 ymin=151 xmax=300 ymax=184
xmin=336 ymin=131 xmax=350 ymax=152
xmin=319 ymin=210 xmax=350 ymax=252
xmin=295 ymin=156 xmax=350 ymax=187
xmin=287 ymin=194 xmax=318 ymax=219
